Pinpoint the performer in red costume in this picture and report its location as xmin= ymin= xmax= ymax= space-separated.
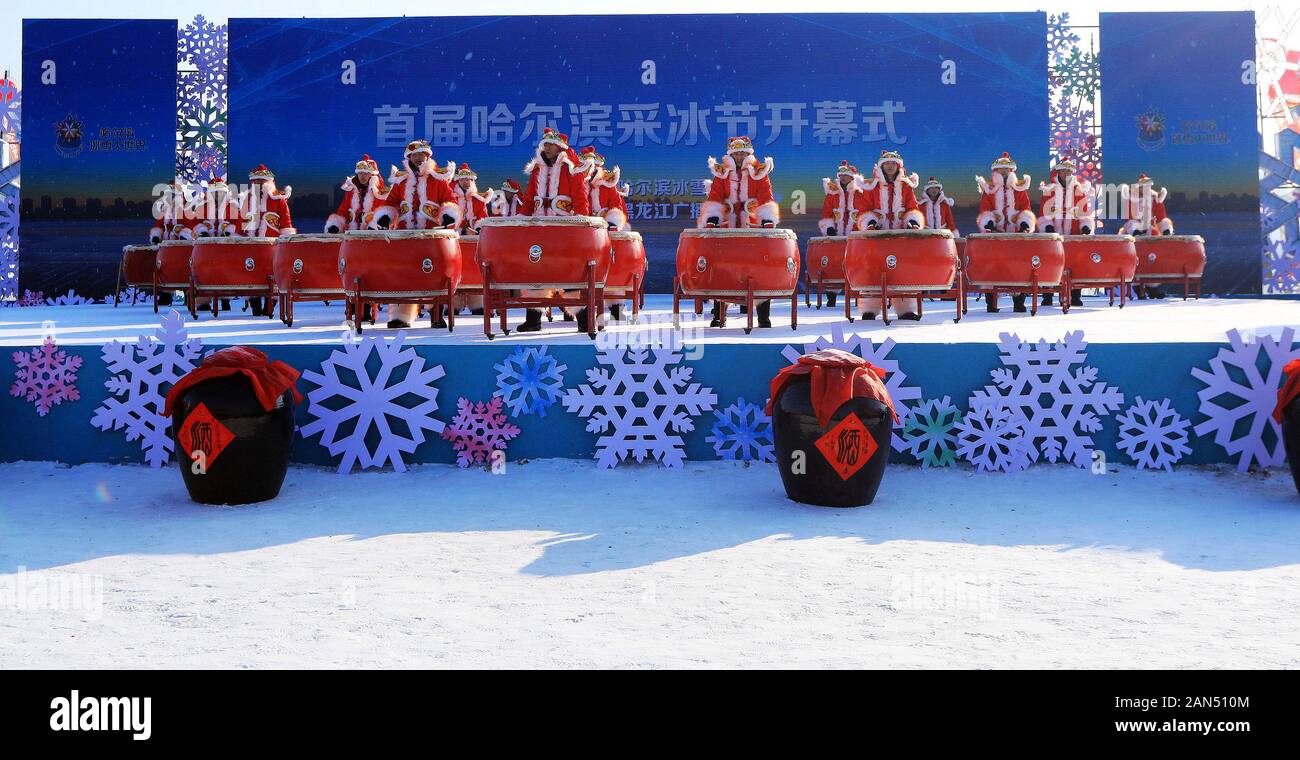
xmin=816 ymin=160 xmax=866 ymax=308
xmin=325 ymin=155 xmax=392 ymax=234
xmin=517 ymin=129 xmax=593 ymax=333
xmin=699 ymin=135 xmax=780 ymax=328
xmin=149 ymin=177 xmax=190 ymax=243
xmin=1121 ymin=173 xmax=1175 ymax=298
xmin=857 ymin=150 xmax=923 ymax=321
xmin=492 ymin=179 xmax=524 ymax=217
xmin=385 ymin=139 xmax=458 ymax=232
xmin=451 ymin=163 xmax=493 ymax=234
xmin=193 ymin=176 xmax=242 ymax=238
xmin=919 ymin=176 xmax=958 ymax=233
xmin=581 ymin=148 xmax=630 ymax=231
xmin=1037 ymin=158 xmax=1094 ymax=307
xmin=976 ymin=151 xmax=1036 ymax=312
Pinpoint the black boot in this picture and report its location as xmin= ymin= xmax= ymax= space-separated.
xmin=608 ymin=303 xmax=623 ymax=321
xmin=861 ymin=311 xmax=877 ymax=321
xmin=431 ymin=305 xmax=447 ymax=329
xmin=898 ymin=311 xmax=921 ymax=321
xmin=1070 ymin=289 xmax=1084 ymax=307
xmin=220 ymin=299 xmax=231 ymax=312
xmin=470 ymin=307 xmax=484 ymax=315
xmin=575 ymin=308 xmax=590 ymax=333
xmin=757 ymin=300 xmax=772 ymax=328
xmin=984 ymin=293 xmax=1000 ymax=313
xmin=249 ymin=297 xmax=265 ymax=316
xmin=387 ymin=318 xmax=411 ymax=329
xmin=1012 ymin=294 xmax=1027 ymax=313
xmin=826 ymin=291 xmax=837 ymax=308
xmin=1042 ymin=291 xmax=1054 ymax=306
xmin=709 ymin=301 xmax=722 ymax=328
xmin=562 ymin=309 xmax=575 ymax=322
xmin=517 ymin=308 xmax=544 ymax=332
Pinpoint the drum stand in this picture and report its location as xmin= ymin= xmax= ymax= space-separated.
xmin=348 ymin=276 xmax=455 ymax=335
xmin=1065 ymin=269 xmax=1130 ymax=309
xmin=804 ymin=271 xmax=848 ymax=310
xmin=671 ymin=275 xmax=799 ymax=334
xmin=971 ymin=272 xmax=1069 ymax=317
xmin=480 ymin=260 xmax=602 ymax=340
xmin=598 ymin=271 xmax=642 ymax=325
xmin=1136 ymin=267 xmax=1201 ymax=301
xmin=277 ymin=278 xmax=343 ymax=328
xmin=846 ymin=270 xmax=966 ymax=326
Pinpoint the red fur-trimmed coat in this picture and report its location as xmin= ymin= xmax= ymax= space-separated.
xmin=521 ymin=148 xmax=591 ymax=216
xmin=1037 ymin=172 xmax=1094 ymax=235
xmin=386 ymin=161 xmax=458 ymax=230
xmin=492 ymin=192 xmax=525 ymax=218
xmin=326 ymin=175 xmax=390 ymax=232
xmin=452 ymin=182 xmax=494 ymax=233
xmin=1120 ymin=184 xmax=1174 ymax=235
xmin=818 ymin=178 xmax=868 ymax=235
xmin=239 ymin=184 xmax=294 ymax=237
xmin=976 ymin=172 xmax=1036 ymax=232
xmin=589 ymin=166 xmax=630 ymax=230
xmin=919 ymin=192 xmax=958 ymax=233
xmin=699 ymin=154 xmax=779 ymax=228
xmin=856 ymin=165 xmax=923 ymax=231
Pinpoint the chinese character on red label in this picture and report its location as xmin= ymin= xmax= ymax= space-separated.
xmin=814 ymin=412 xmax=877 ymax=481
xmin=177 ymin=402 xmax=234 ymax=469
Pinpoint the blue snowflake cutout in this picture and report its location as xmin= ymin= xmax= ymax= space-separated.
xmin=300 ymin=332 xmax=446 ymax=473
xmin=494 ymin=345 xmax=567 ymax=417
xmin=901 ymin=396 xmax=963 ymax=467
xmin=706 ymin=396 xmax=774 ymax=463
xmin=1115 ymin=396 xmax=1191 ymax=472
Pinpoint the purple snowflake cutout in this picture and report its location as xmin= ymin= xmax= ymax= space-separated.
xmin=494 ymin=345 xmax=566 ymax=417
xmin=442 ymin=397 xmax=521 ymax=468
xmin=1191 ymin=327 xmax=1300 ymax=471
xmin=706 ymin=396 xmax=774 ymax=463
xmin=11 ymin=336 xmax=82 ymax=416
xmin=1115 ymin=396 xmax=1191 ymax=472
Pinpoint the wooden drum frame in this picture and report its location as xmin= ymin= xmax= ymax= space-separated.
xmin=673 ymin=227 xmax=801 ymax=333
xmin=843 ymin=228 xmax=961 ymax=325
xmin=964 ymin=232 xmax=1067 ymax=316
xmin=188 ymin=236 xmax=278 ymax=319
xmin=1132 ymin=234 xmax=1206 ymax=300
xmin=272 ymin=234 xmax=346 ymax=327
xmin=340 ymin=228 xmax=462 ymax=334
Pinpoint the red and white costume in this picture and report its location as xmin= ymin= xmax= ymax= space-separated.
xmin=150 ymin=179 xmax=191 ymax=242
xmin=326 ymin=155 xmax=391 ymax=233
xmin=699 ymin=136 xmax=779 ymax=228
xmin=918 ymin=177 xmax=959 ymax=233
xmin=1037 ymin=160 xmax=1094 ymax=235
xmin=192 ymin=177 xmax=244 ymax=237
xmin=383 ymin=140 xmax=459 ymax=231
xmin=818 ymin=161 xmax=867 ymax=236
xmin=451 ymin=163 xmax=494 ymax=234
xmin=491 ymin=179 xmax=525 ymax=218
xmin=521 ymin=129 xmax=591 ymax=217
xmin=239 ymin=164 xmax=295 ymax=238
xmin=577 ymin=148 xmax=630 ymax=231
xmin=856 ymin=150 xmax=923 ymax=231
xmin=1120 ymin=174 xmax=1174 ymax=235
xmin=976 ymin=152 xmax=1036 ymax=232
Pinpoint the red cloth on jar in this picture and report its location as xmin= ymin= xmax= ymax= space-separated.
xmin=766 ymin=348 xmax=898 ymax=429
xmin=165 ymin=346 xmax=303 ymax=415
xmin=1274 ymin=358 xmax=1300 ymax=423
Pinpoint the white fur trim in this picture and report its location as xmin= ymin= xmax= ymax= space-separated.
xmin=149 ymin=227 xmax=163 ymax=244
xmin=976 ymin=210 xmax=1001 ymax=230
xmin=698 ymin=200 xmax=726 ymax=227
xmin=901 ymin=208 xmax=924 ymax=228
xmin=1156 ymin=187 xmax=1168 ymax=204
xmin=371 ymin=206 xmax=397 ymax=229
xmin=975 ymin=175 xmax=993 ymax=195
xmin=817 ymin=218 xmax=835 ymax=236
xmin=859 ymin=210 xmax=886 ymax=230
xmin=1012 ymin=208 xmax=1036 ymax=230
xmin=324 ymin=214 xmax=347 ymax=234
xmin=755 ymin=200 xmax=779 ymax=225
xmin=603 ymin=206 xmax=628 ymax=231
xmin=1157 ymin=217 xmax=1174 ymax=235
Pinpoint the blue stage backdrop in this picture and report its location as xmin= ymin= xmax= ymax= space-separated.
xmin=19 ymin=19 xmax=177 ymax=299
xmin=228 ymin=13 xmax=1050 ymax=292
xmin=1099 ymin=11 xmax=1261 ymax=295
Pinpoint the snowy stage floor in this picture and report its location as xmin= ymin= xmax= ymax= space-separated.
xmin=2 ymin=293 xmax=1296 ymax=347
xmin=1 ymin=459 xmax=1296 ymax=668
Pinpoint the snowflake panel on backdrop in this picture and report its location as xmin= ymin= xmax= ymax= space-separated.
xmin=706 ymin=396 xmax=774 ymax=463
xmin=11 ymin=337 xmax=82 ymax=417
xmin=968 ymin=331 xmax=1124 ymax=468
xmin=562 ymin=334 xmax=717 ymax=468
xmin=300 ymin=332 xmax=446 ymax=473
xmin=90 ymin=310 xmax=202 ymax=466
xmin=1191 ymin=327 xmax=1300 ymax=471
xmin=442 ymin=397 xmax=521 ymax=468
xmin=900 ymin=396 xmax=963 ymax=467
xmin=494 ymin=345 xmax=567 ymax=417
xmin=1115 ymin=396 xmax=1192 ymax=471
xmin=954 ymin=407 xmax=1034 ymax=473
xmin=45 ymin=289 xmax=94 ymax=306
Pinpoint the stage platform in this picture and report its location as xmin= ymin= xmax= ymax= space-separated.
xmin=2 ymin=293 xmax=1296 ymax=471
xmin=2 ymin=293 xmax=1295 ymax=347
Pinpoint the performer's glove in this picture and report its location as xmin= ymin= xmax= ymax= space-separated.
xmin=1018 ymin=222 xmax=1031 ymax=232
xmin=325 ymin=224 xmax=341 ymax=234
xmin=704 ymin=217 xmax=721 ymax=228
xmin=442 ymin=215 xmax=457 ymax=228
xmin=1080 ymin=225 xmax=1091 ymax=235
xmin=376 ymin=216 xmax=392 ymax=230
xmin=906 ymin=220 xmax=921 ymax=229
xmin=1133 ymin=228 xmax=1146 ymax=236
xmin=149 ymin=234 xmax=162 ymax=244
xmin=984 ymin=221 xmax=997 ymax=232
xmin=761 ymin=220 xmax=775 ymax=229
xmin=1043 ymin=224 xmax=1055 ymax=233
xmin=198 ymin=231 xmax=211 ymax=238
xmin=608 ymin=222 xmax=618 ymax=231
xmin=866 ymin=221 xmax=880 ymax=230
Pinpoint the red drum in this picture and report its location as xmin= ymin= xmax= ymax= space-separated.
xmin=272 ymin=234 xmax=345 ymax=326
xmin=115 ymin=244 xmax=157 ymax=306
xmin=476 ymin=216 xmax=613 ymax=339
xmin=190 ymin=237 xmax=277 ymax=318
xmin=1061 ymin=234 xmax=1137 ymax=307
xmin=339 ymin=228 xmax=461 ymax=333
xmin=154 ymin=240 xmax=193 ymax=313
xmin=674 ymin=227 xmax=800 ymax=333
xmin=805 ymin=236 xmax=847 ymax=308
xmin=457 ymin=235 xmax=482 ymax=288
xmin=964 ymin=232 xmax=1066 ymax=314
xmin=1133 ymin=235 xmax=1206 ymax=298
xmin=844 ymin=229 xmax=959 ymax=324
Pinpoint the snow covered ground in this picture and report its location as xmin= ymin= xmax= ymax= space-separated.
xmin=2 ymin=293 xmax=1294 ymax=347
xmin=2 ymin=459 xmax=1298 ymax=669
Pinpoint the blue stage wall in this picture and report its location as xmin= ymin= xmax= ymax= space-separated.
xmin=0 ymin=337 xmax=1254 ymax=469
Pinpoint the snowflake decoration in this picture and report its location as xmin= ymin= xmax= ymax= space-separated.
xmin=969 ymin=332 xmax=1124 ymax=467
xmin=441 ymin=397 xmax=521 ymax=468
xmin=781 ymin=322 xmax=922 ymax=451
xmin=90 ymin=310 xmax=202 ymax=466
xmin=11 ymin=336 xmax=82 ymax=416
xmin=0 ymin=240 xmax=15 ymax=301
xmin=192 ymin=145 xmax=225 ymax=178
xmin=45 ymin=289 xmax=93 ymax=306
xmin=3 ymin=289 xmax=46 ymax=308
xmin=562 ymin=334 xmax=717 ymax=468
xmin=1055 ymin=48 xmax=1101 ymax=102
xmin=901 ymin=396 xmax=963 ymax=467
xmin=1046 ymin=13 xmax=1080 ymax=64
xmin=1262 ymin=236 xmax=1300 ymax=294
xmin=300 ymin=332 xmax=446 ymax=473
xmin=1191 ymin=327 xmax=1300 ymax=471
xmin=179 ymin=100 xmax=227 ymax=150
xmin=706 ymin=396 xmax=774 ymax=463
xmin=494 ymin=345 xmax=567 ymax=417
xmin=0 ymin=190 xmax=16 ymax=245
xmin=0 ymin=76 xmax=19 ymax=140
xmin=955 ymin=407 xmax=1033 ymax=473
xmin=1115 ymin=396 xmax=1192 ymax=472
xmin=1050 ymin=92 xmax=1093 ymax=155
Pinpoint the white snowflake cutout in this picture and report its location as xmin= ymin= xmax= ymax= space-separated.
xmin=1115 ymin=396 xmax=1192 ymax=472
xmin=955 ymin=407 xmax=1034 ymax=473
